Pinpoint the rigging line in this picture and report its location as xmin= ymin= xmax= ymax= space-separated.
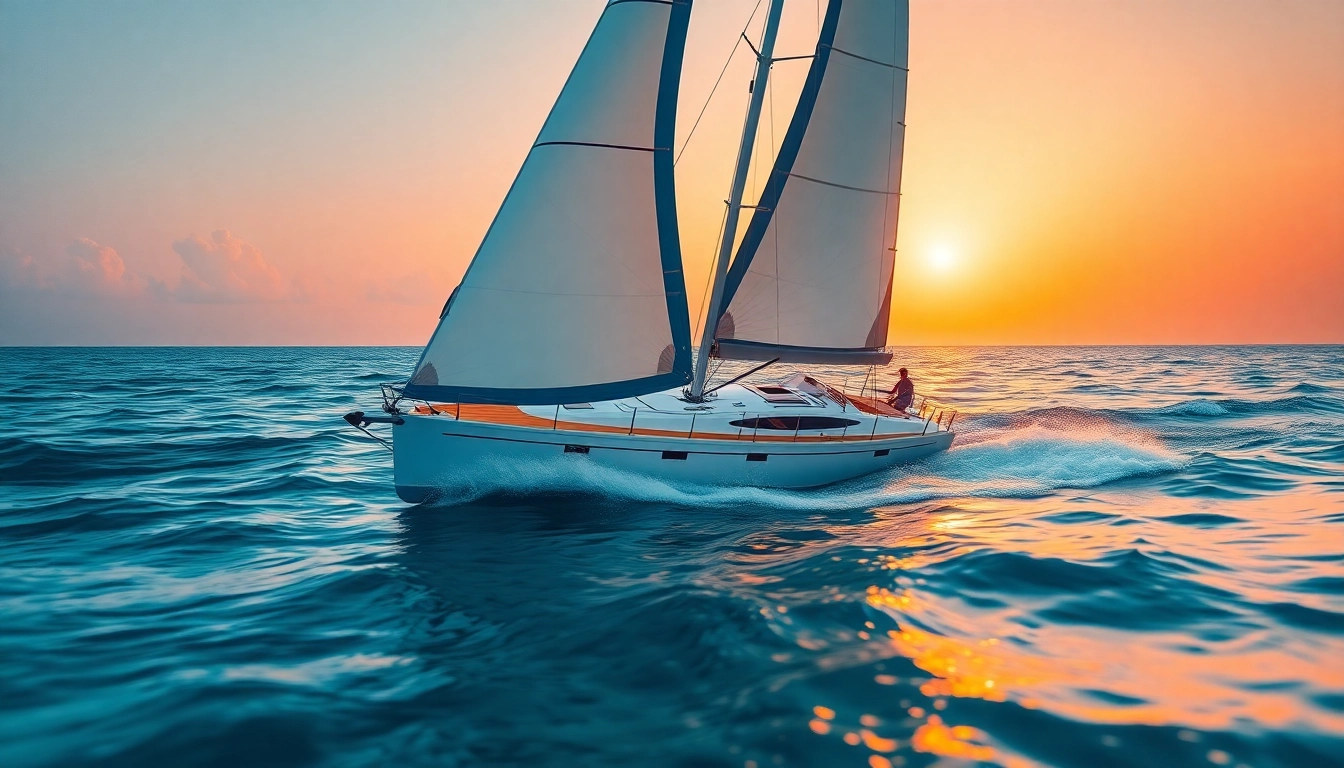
xmin=740 ymin=32 xmax=761 ymax=59
xmin=673 ymin=0 xmax=763 ymax=166
xmin=769 ymin=61 xmax=780 ymax=340
xmin=707 ymin=356 xmax=724 ymax=385
xmin=881 ymin=28 xmax=899 ymax=318
xmin=691 ymin=205 xmax=730 ymax=341
xmin=768 ymin=63 xmax=776 ymax=174
xmin=693 ymin=63 xmax=756 ymax=342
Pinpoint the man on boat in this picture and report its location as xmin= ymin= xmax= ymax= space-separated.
xmin=887 ymin=368 xmax=914 ymax=412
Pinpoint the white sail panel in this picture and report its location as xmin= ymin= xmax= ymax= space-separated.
xmin=715 ymin=0 xmax=908 ymax=364
xmin=535 ymin=3 xmax=666 ymax=148
xmin=717 ymin=180 xmax=894 ymax=348
xmin=405 ymin=0 xmax=692 ymax=404
xmin=414 ymin=148 xmax=671 ymax=390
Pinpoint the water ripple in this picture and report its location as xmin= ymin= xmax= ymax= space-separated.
xmin=1 ymin=345 xmax=1341 ymax=768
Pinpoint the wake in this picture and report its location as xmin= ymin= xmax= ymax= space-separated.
xmin=418 ymin=410 xmax=1184 ymax=509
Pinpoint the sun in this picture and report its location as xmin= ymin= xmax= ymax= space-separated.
xmin=927 ymin=243 xmax=958 ymax=274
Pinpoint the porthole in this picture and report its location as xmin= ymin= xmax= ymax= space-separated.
xmin=730 ymin=416 xmax=861 ymax=431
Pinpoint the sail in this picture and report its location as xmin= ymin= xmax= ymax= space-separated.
xmin=713 ymin=0 xmax=908 ymax=365
xmin=404 ymin=0 xmax=693 ymax=405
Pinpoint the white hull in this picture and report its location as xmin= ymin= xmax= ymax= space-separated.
xmin=390 ymin=379 xmax=955 ymax=502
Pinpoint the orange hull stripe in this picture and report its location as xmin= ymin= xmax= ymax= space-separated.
xmin=410 ymin=404 xmax=920 ymax=443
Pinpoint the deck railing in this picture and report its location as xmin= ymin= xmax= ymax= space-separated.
xmin=399 ymin=386 xmax=960 ymax=442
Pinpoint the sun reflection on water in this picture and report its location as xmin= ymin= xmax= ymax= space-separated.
xmin=790 ymin=490 xmax=1344 ymax=766
xmin=912 ymin=716 xmax=1000 ymax=763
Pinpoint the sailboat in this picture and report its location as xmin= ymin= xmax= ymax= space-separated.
xmin=347 ymin=0 xmax=957 ymax=502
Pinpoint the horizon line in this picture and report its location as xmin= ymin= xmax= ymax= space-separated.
xmin=3 ymin=343 xmax=1341 ymax=350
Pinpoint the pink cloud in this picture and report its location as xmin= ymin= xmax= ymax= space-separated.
xmin=2 ymin=231 xmax=319 ymax=304
xmin=172 ymin=229 xmax=288 ymax=303
xmin=0 ymin=247 xmax=42 ymax=290
xmin=63 ymin=238 xmax=151 ymax=296
xmin=0 ymin=239 xmax=153 ymax=296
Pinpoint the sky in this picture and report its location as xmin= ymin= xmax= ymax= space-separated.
xmin=1 ymin=0 xmax=1341 ymax=346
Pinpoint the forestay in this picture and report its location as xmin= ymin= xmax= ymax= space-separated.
xmin=714 ymin=0 xmax=908 ymax=365
xmin=405 ymin=0 xmax=693 ymax=405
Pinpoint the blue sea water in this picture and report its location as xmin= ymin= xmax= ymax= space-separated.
xmin=1 ymin=345 xmax=1342 ymax=768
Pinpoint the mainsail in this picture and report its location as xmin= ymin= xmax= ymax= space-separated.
xmin=405 ymin=0 xmax=693 ymax=405
xmin=713 ymin=0 xmax=909 ymax=365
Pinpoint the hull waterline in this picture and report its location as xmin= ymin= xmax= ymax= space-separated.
xmin=389 ymin=382 xmax=955 ymax=502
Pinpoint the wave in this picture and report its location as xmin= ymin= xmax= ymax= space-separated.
xmin=1157 ymin=399 xmax=1229 ymax=416
xmin=4 ymin=347 xmax=1342 ymax=768
xmin=969 ymin=392 xmax=1344 ymax=433
xmin=1287 ymin=382 xmax=1339 ymax=395
xmin=418 ymin=422 xmax=1182 ymax=510
xmin=0 ymin=433 xmax=331 ymax=485
xmin=1218 ymin=393 xmax=1344 ymax=416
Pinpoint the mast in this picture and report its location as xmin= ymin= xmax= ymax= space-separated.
xmin=688 ymin=0 xmax=786 ymax=399
xmin=704 ymin=0 xmax=908 ymax=367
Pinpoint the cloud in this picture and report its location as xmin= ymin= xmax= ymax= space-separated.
xmin=63 ymin=238 xmax=152 ymax=296
xmin=2 ymin=231 xmax=323 ymax=305
xmin=172 ymin=229 xmax=288 ymax=303
xmin=0 ymin=240 xmax=153 ymax=296
xmin=0 ymin=247 xmax=42 ymax=290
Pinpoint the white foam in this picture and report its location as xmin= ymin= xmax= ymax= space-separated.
xmin=1162 ymin=399 xmax=1229 ymax=416
xmin=422 ymin=421 xmax=1184 ymax=510
xmin=425 ymin=453 xmax=887 ymax=510
xmin=888 ymin=425 xmax=1184 ymax=502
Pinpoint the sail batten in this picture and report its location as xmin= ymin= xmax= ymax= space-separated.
xmin=713 ymin=0 xmax=909 ymax=365
xmin=784 ymin=171 xmax=899 ymax=196
xmin=405 ymin=0 xmax=692 ymax=405
xmin=532 ymin=141 xmax=662 ymax=152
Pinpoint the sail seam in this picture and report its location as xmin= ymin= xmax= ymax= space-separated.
xmin=785 ymin=172 xmax=897 ymax=196
xmin=533 ymin=140 xmax=662 ymax=152
xmin=468 ymin=286 xmax=665 ymax=297
xmin=824 ymin=45 xmax=907 ymax=71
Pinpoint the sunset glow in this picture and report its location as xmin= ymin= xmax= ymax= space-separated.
xmin=926 ymin=244 xmax=958 ymax=275
xmin=1 ymin=0 xmax=1340 ymax=345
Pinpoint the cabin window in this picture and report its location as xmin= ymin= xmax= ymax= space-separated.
xmin=564 ymin=445 xmax=590 ymax=454
xmin=873 ymin=449 xmax=890 ymax=457
xmin=562 ymin=403 xmax=594 ymax=410
xmin=730 ymin=416 xmax=861 ymax=431
xmin=662 ymin=451 xmax=688 ymax=460
xmin=746 ymin=453 xmax=768 ymax=462
xmin=746 ymin=385 xmax=809 ymax=404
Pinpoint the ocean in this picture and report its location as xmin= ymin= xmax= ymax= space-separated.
xmin=1 ymin=345 xmax=1341 ymax=768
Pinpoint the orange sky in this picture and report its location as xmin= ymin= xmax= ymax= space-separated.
xmin=1 ymin=0 xmax=1340 ymax=345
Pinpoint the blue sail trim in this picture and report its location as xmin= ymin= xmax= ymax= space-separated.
xmin=715 ymin=0 xmax=842 ymax=317
xmin=655 ymin=0 xmax=694 ymax=387
xmin=715 ymin=338 xmax=892 ymax=366
xmin=404 ymin=372 xmax=690 ymax=406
